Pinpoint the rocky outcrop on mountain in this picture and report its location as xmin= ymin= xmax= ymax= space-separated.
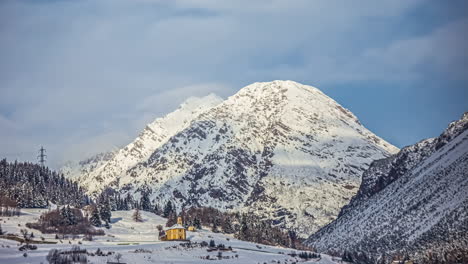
xmin=306 ymin=112 xmax=468 ymax=260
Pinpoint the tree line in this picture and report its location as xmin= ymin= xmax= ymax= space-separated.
xmin=0 ymin=159 xmax=90 ymax=208
xmin=162 ymin=205 xmax=308 ymax=249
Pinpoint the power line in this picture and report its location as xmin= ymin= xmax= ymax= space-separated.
xmin=37 ymin=146 xmax=47 ymax=167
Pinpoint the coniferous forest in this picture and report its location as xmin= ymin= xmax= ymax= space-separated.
xmin=0 ymin=159 xmax=90 ymax=208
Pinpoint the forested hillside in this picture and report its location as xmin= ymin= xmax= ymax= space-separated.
xmin=0 ymin=159 xmax=90 ymax=208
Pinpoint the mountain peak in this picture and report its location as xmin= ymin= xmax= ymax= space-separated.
xmin=235 ymin=80 xmax=319 ymax=97
xmin=65 ymin=80 xmax=399 ymax=235
xmin=178 ymin=93 xmax=223 ymax=110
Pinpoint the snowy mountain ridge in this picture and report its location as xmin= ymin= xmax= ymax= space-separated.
xmin=306 ymin=112 xmax=468 ymax=259
xmin=64 ymin=80 xmax=399 ymax=236
xmin=63 ymin=94 xmax=223 ymax=190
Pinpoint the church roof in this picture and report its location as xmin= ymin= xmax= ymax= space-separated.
xmin=166 ymin=224 xmax=185 ymax=230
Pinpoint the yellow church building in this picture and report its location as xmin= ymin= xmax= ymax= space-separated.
xmin=160 ymin=217 xmax=187 ymax=241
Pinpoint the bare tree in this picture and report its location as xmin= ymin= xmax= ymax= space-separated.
xmin=115 ymin=253 xmax=123 ymax=263
xmin=20 ymin=229 xmax=29 ymax=243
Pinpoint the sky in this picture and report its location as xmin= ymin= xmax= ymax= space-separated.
xmin=1 ymin=0 xmax=467 ymax=168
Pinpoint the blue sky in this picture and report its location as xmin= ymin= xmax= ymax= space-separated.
xmin=0 ymin=0 xmax=467 ymax=167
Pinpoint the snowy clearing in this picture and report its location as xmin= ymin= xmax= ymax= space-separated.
xmin=0 ymin=209 xmax=341 ymax=263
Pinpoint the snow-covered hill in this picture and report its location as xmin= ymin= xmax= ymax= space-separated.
xmin=65 ymin=80 xmax=398 ymax=235
xmin=306 ymin=112 xmax=468 ymax=259
xmin=0 ymin=209 xmax=341 ymax=264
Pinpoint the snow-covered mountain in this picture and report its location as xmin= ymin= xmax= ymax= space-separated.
xmin=306 ymin=112 xmax=468 ymax=259
xmin=61 ymin=151 xmax=117 ymax=180
xmin=64 ymin=80 xmax=398 ymax=235
xmin=63 ymin=94 xmax=223 ymax=188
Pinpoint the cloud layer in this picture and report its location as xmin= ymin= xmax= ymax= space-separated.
xmin=1 ymin=0 xmax=467 ymax=168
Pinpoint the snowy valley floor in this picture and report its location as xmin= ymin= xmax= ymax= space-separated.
xmin=0 ymin=209 xmax=340 ymax=264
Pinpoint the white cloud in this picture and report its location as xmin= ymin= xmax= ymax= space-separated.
xmin=357 ymin=18 xmax=468 ymax=81
xmin=0 ymin=0 xmax=466 ymax=168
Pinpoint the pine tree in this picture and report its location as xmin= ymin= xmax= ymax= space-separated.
xmin=132 ymin=209 xmax=143 ymax=222
xmin=140 ymin=192 xmax=151 ymax=211
xmin=212 ymin=218 xmax=220 ymax=233
xmin=193 ymin=218 xmax=201 ymax=229
xmin=163 ymin=201 xmax=173 ymax=217
xmin=342 ymin=250 xmax=354 ymax=263
xmin=153 ymin=204 xmax=160 ymax=215
xmin=221 ymin=218 xmax=234 ymax=234
xmin=165 ymin=212 xmax=177 ymax=227
xmin=99 ymin=199 xmax=111 ymax=223
xmin=66 ymin=206 xmax=76 ymax=225
xmin=238 ymin=214 xmax=249 ymax=240
xmin=59 ymin=206 xmax=75 ymax=226
xmin=89 ymin=206 xmax=102 ymax=227
xmin=123 ymin=193 xmax=132 ymax=210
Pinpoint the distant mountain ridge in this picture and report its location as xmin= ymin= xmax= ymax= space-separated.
xmin=63 ymin=80 xmax=398 ymax=235
xmin=306 ymin=112 xmax=468 ymax=261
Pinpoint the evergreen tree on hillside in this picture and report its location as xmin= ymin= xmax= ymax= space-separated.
xmin=132 ymin=209 xmax=143 ymax=222
xmin=221 ymin=218 xmax=235 ymax=234
xmin=0 ymin=159 xmax=89 ymax=208
xmin=68 ymin=206 xmax=77 ymax=225
xmin=209 ymin=239 xmax=216 ymax=247
xmin=163 ymin=201 xmax=174 ymax=217
xmin=153 ymin=203 xmax=160 ymax=215
xmin=238 ymin=214 xmax=249 ymax=240
xmin=212 ymin=217 xmax=220 ymax=233
xmin=98 ymin=198 xmax=111 ymax=224
xmin=60 ymin=206 xmax=76 ymax=226
xmin=89 ymin=206 xmax=102 ymax=227
xmin=193 ymin=218 xmax=201 ymax=229
xmin=342 ymin=250 xmax=353 ymax=263
xmin=140 ymin=192 xmax=151 ymax=211
xmin=123 ymin=193 xmax=133 ymax=210
xmin=165 ymin=212 xmax=177 ymax=227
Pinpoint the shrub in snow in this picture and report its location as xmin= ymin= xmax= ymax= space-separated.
xmin=19 ymin=244 xmax=37 ymax=251
xmin=26 ymin=207 xmax=104 ymax=236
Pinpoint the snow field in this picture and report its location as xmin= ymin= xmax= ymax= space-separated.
xmin=1 ymin=209 xmax=340 ymax=263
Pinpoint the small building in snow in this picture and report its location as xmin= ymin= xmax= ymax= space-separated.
xmin=160 ymin=217 xmax=187 ymax=241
